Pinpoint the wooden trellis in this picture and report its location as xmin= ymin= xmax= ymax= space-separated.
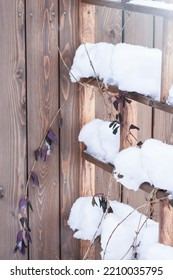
xmin=79 ymin=0 xmax=173 ymax=258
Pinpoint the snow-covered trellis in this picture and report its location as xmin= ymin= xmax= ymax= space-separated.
xmin=71 ymin=0 xmax=173 ymax=259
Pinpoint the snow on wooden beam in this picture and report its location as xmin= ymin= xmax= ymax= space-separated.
xmin=82 ymin=150 xmax=168 ymax=200
xmin=81 ymin=78 xmax=173 ymax=114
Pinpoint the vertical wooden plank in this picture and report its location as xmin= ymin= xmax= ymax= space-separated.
xmin=79 ymin=2 xmax=96 ymax=260
xmin=59 ymin=0 xmax=80 ymax=260
xmin=0 ymin=0 xmax=27 ymax=259
xmin=26 ymin=0 xmax=60 ymax=259
xmin=159 ymin=199 xmax=173 ymax=246
xmin=153 ymin=0 xmax=173 ymax=221
xmin=122 ymin=13 xmax=153 ymax=215
xmin=158 ymin=0 xmax=173 ymax=246
xmin=160 ymin=1 xmax=173 ymax=103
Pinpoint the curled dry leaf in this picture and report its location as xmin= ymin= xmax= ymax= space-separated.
xmin=19 ymin=198 xmax=27 ymax=212
xmin=31 ymin=172 xmax=39 ymax=187
xmin=46 ymin=130 xmax=58 ymax=144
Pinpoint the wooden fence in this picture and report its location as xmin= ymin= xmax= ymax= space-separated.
xmin=0 ymin=0 xmax=173 ymax=260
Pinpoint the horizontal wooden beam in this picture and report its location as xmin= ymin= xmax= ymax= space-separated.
xmin=81 ymin=78 xmax=173 ymax=114
xmin=82 ymin=150 xmax=168 ymax=199
xmin=81 ymin=0 xmax=173 ymax=19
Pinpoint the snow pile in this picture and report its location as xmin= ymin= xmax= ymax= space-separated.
xmin=114 ymin=138 xmax=173 ymax=192
xmin=145 ymin=243 xmax=173 ymax=260
xmin=78 ymin=119 xmax=120 ymax=165
xmin=168 ymin=85 xmax=173 ymax=104
xmin=68 ymin=196 xmax=103 ymax=240
xmin=68 ymin=196 xmax=168 ymax=260
xmin=70 ymin=42 xmax=162 ymax=99
xmin=114 ymin=146 xmax=151 ymax=191
xmin=79 ymin=119 xmax=173 ymax=192
xmin=130 ymin=0 xmax=173 ymax=11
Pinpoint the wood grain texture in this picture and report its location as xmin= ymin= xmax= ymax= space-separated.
xmin=26 ymin=0 xmax=60 ymax=260
xmin=59 ymin=0 xmax=80 ymax=260
xmin=160 ymin=18 xmax=173 ymax=102
xmin=159 ymin=199 xmax=173 ymax=246
xmin=0 ymin=0 xmax=26 ymax=260
xmin=79 ymin=3 xmax=96 ymax=260
xmin=154 ymin=0 xmax=173 ymax=244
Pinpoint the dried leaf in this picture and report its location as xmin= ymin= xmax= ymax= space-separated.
xmin=20 ymin=217 xmax=31 ymax=232
xmin=19 ymin=217 xmax=26 ymax=228
xmin=45 ymin=136 xmax=52 ymax=146
xmin=19 ymin=198 xmax=27 ymax=212
xmin=16 ymin=230 xmax=23 ymax=243
xmin=34 ymin=149 xmax=40 ymax=161
xmin=109 ymin=121 xmax=116 ymax=128
xmin=31 ymin=172 xmax=39 ymax=187
xmin=40 ymin=148 xmax=47 ymax=161
xmin=137 ymin=141 xmax=143 ymax=147
xmin=113 ymin=126 xmax=119 ymax=135
xmin=118 ymin=174 xmax=124 ymax=179
xmin=27 ymin=200 xmax=34 ymax=212
xmin=21 ymin=240 xmax=27 ymax=255
xmin=25 ymin=230 xmax=32 ymax=243
xmin=99 ymin=196 xmax=107 ymax=213
xmin=46 ymin=130 xmax=58 ymax=144
xmin=129 ymin=124 xmax=140 ymax=131
xmin=92 ymin=197 xmax=98 ymax=207
xmin=13 ymin=230 xmax=28 ymax=255
xmin=108 ymin=206 xmax=113 ymax=213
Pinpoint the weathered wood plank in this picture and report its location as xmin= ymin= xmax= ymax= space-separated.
xmin=155 ymin=0 xmax=173 ymax=246
xmin=79 ymin=2 xmax=96 ymax=260
xmin=26 ymin=0 xmax=60 ymax=260
xmin=160 ymin=18 xmax=173 ymax=102
xmin=0 ymin=0 xmax=27 ymax=260
xmin=0 ymin=0 xmax=26 ymax=260
xmin=59 ymin=0 xmax=80 ymax=260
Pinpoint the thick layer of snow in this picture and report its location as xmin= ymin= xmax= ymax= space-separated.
xmin=168 ymin=85 xmax=173 ymax=104
xmin=145 ymin=243 xmax=173 ymax=260
xmin=68 ymin=196 xmax=103 ymax=240
xmin=114 ymin=139 xmax=173 ymax=192
xmin=79 ymin=119 xmax=173 ymax=192
xmin=70 ymin=42 xmax=162 ymax=99
xmin=78 ymin=119 xmax=120 ymax=165
xmin=130 ymin=0 xmax=173 ymax=11
xmin=68 ymin=196 xmax=162 ymax=260
xmin=114 ymin=146 xmax=151 ymax=191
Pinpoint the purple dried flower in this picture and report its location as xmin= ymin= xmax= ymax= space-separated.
xmin=46 ymin=130 xmax=58 ymax=144
xmin=31 ymin=172 xmax=39 ymax=187
xmin=19 ymin=198 xmax=27 ymax=212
